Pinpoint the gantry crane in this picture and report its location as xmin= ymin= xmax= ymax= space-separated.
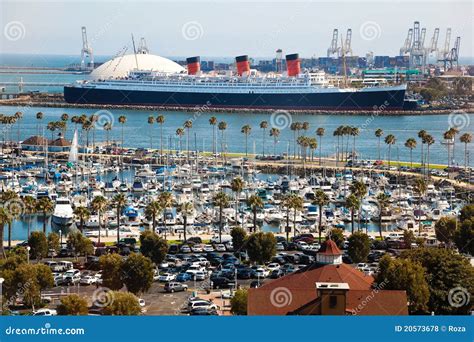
xmin=80 ymin=26 xmax=94 ymax=70
xmin=327 ymin=29 xmax=340 ymax=58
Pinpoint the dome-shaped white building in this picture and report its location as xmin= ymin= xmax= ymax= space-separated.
xmin=91 ymin=53 xmax=184 ymax=79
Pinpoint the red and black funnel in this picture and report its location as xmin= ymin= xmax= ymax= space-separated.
xmin=286 ymin=53 xmax=301 ymax=77
xmin=236 ymin=55 xmax=250 ymax=76
xmin=186 ymin=56 xmax=200 ymax=75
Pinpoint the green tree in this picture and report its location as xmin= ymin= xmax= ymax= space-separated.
xmin=103 ymin=291 xmax=141 ymax=315
xmin=230 ymin=288 xmax=248 ymax=315
xmin=434 ymin=216 xmax=457 ymax=246
xmin=241 ymin=125 xmax=252 ymax=156
xmin=347 ymin=231 xmax=370 ymax=263
xmin=403 ymin=229 xmax=415 ymax=249
xmin=178 ymin=202 xmax=194 ymax=242
xmin=139 ymin=230 xmax=168 ymax=265
xmin=91 ymin=196 xmax=108 ymax=244
xmin=144 ymin=200 xmax=162 ymax=233
xmin=213 ymin=192 xmax=231 ymax=242
xmin=246 ymin=232 xmax=276 ymax=265
xmin=57 ymin=294 xmax=89 ymax=315
xmin=28 ymin=231 xmax=48 ymax=260
xmin=121 ymin=253 xmax=154 ymax=295
xmin=67 ymin=231 xmax=94 ymax=258
xmin=247 ymin=194 xmax=263 ymax=233
xmin=73 ymin=206 xmax=90 ymax=233
xmin=259 ymin=121 xmax=268 ymax=157
xmin=375 ymin=193 xmax=391 ymax=239
xmin=111 ymin=193 xmax=127 ymax=244
xmin=402 ymin=248 xmax=474 ymax=314
xmin=327 ymin=229 xmax=345 ymax=249
xmin=35 ymin=197 xmax=54 ymax=234
xmin=345 ymin=194 xmax=360 ymax=234
xmin=313 ymin=190 xmax=329 ymax=243
xmin=459 ymin=204 xmax=474 ymax=223
xmin=375 ymin=128 xmax=384 ymax=161
xmin=0 ymin=207 xmax=12 ymax=258
xmin=99 ymin=253 xmax=124 ymax=290
xmin=454 ymin=219 xmax=474 ymax=256
xmin=230 ymin=227 xmax=247 ymax=252
xmin=375 ymin=255 xmax=429 ymax=313
xmin=413 ymin=178 xmax=427 ymax=236
xmin=47 ymin=232 xmax=60 ymax=254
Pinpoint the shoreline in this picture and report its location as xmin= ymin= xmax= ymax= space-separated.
xmin=0 ymin=94 xmax=472 ymax=116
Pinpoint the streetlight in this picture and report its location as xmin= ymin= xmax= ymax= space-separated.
xmin=26 ymin=246 xmax=31 ymax=264
xmin=0 ymin=277 xmax=4 ymax=314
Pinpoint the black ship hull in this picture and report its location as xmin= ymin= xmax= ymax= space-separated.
xmin=64 ymin=86 xmax=407 ymax=110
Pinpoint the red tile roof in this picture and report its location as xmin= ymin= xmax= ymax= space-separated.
xmin=346 ymin=290 xmax=409 ymax=315
xmin=318 ymin=239 xmax=342 ymax=256
xmin=248 ymin=263 xmax=374 ymax=315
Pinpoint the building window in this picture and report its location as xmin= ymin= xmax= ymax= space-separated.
xmin=329 ymin=295 xmax=337 ymax=308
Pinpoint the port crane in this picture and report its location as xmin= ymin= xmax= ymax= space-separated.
xmin=137 ymin=37 xmax=149 ymax=54
xmin=427 ymin=28 xmax=440 ymax=56
xmin=444 ymin=36 xmax=461 ymax=70
xmin=342 ymin=29 xmax=353 ymax=57
xmin=80 ymin=26 xmax=94 ymax=71
xmin=409 ymin=21 xmax=427 ymax=70
xmin=327 ymin=29 xmax=340 ymax=58
xmin=400 ymin=28 xmax=413 ymax=56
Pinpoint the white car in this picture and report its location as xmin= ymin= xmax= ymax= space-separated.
xmin=203 ymin=245 xmax=214 ymax=252
xmin=159 ymin=273 xmax=176 ymax=282
xmin=138 ymin=298 xmax=146 ymax=307
xmin=188 ymin=300 xmax=218 ymax=311
xmin=33 ymin=308 xmax=57 ymax=316
xmin=254 ymin=268 xmax=270 ymax=278
xmin=266 ymin=263 xmax=280 ymax=271
xmin=153 ymin=269 xmax=160 ymax=281
xmin=276 ymin=243 xmax=285 ymax=251
xmin=80 ymin=275 xmax=97 ymax=285
xmin=194 ymin=271 xmax=206 ymax=281
xmin=214 ymin=244 xmax=226 ymax=252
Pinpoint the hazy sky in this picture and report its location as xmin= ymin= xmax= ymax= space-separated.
xmin=1 ymin=0 xmax=472 ymax=58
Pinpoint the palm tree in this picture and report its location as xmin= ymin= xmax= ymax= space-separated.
xmin=345 ymin=194 xmax=360 ymax=234
xmin=418 ymin=129 xmax=427 ymax=173
xmin=413 ymin=178 xmax=427 ymax=236
xmin=423 ymin=134 xmax=435 ymax=176
xmin=178 ymin=202 xmax=194 ymax=242
xmin=111 ymin=193 xmax=127 ymax=243
xmin=89 ymin=114 xmax=98 ymax=150
xmin=241 ymin=125 xmax=252 ymax=156
xmin=213 ymin=192 xmax=231 ymax=242
xmin=36 ymin=111 xmax=44 ymax=137
xmin=156 ymin=114 xmax=165 ymax=158
xmin=297 ymin=136 xmax=310 ymax=173
xmin=288 ymin=194 xmax=303 ymax=238
xmin=14 ymin=111 xmax=22 ymax=143
xmin=350 ymin=127 xmax=360 ymax=161
xmin=158 ymin=192 xmax=173 ymax=240
xmin=91 ymin=196 xmax=108 ymax=244
xmin=460 ymin=133 xmax=472 ymax=171
xmin=313 ymin=190 xmax=329 ymax=242
xmin=247 ymin=194 xmax=263 ymax=233
xmin=103 ymin=122 xmax=112 ymax=147
xmin=443 ymin=129 xmax=455 ymax=167
xmin=448 ymin=127 xmax=459 ymax=164
xmin=350 ymin=180 xmax=367 ymax=230
xmin=302 ymin=121 xmax=310 ymax=134
xmin=36 ymin=197 xmax=54 ymax=234
xmin=145 ymin=200 xmax=162 ymax=232
xmin=118 ymin=115 xmax=127 ymax=151
xmin=22 ymin=196 xmax=37 ymax=238
xmin=384 ymin=134 xmax=396 ymax=167
xmin=269 ymin=127 xmax=280 ymax=156
xmin=291 ymin=122 xmax=298 ymax=159
xmin=147 ymin=115 xmax=155 ymax=149
xmin=176 ymin=128 xmax=185 ymax=155
xmin=60 ymin=113 xmax=69 ymax=137
xmin=316 ymin=127 xmax=325 ymax=164
xmin=281 ymin=195 xmax=293 ymax=242
xmin=81 ymin=120 xmax=93 ymax=148
xmin=73 ymin=206 xmax=90 ymax=233
xmin=218 ymin=121 xmax=227 ymax=164
xmin=47 ymin=121 xmax=58 ymax=140
xmin=375 ymin=193 xmax=391 ymax=240
xmin=375 ymin=128 xmax=384 ymax=161
xmin=308 ymin=138 xmax=317 ymax=162
xmin=184 ymin=120 xmax=193 ymax=162
xmin=231 ymin=177 xmax=244 ymax=222
xmin=404 ymin=138 xmax=417 ymax=168
xmin=0 ymin=207 xmax=12 ymax=258
xmin=333 ymin=126 xmax=342 ymax=163
xmin=1 ymin=190 xmax=19 ymax=248
xmin=259 ymin=120 xmax=269 ymax=157
xmin=209 ymin=116 xmax=217 ymax=156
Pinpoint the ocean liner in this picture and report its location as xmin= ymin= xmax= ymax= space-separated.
xmin=64 ymin=54 xmax=410 ymax=110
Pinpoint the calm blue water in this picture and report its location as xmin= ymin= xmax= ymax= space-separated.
xmin=1 ymin=105 xmax=472 ymax=166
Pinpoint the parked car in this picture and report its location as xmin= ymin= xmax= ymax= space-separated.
xmin=164 ymin=282 xmax=188 ymax=293
xmin=211 ymin=277 xmax=235 ymax=289
xmin=33 ymin=308 xmax=57 ymax=316
xmin=159 ymin=273 xmax=176 ymax=282
xmin=80 ymin=275 xmax=97 ymax=285
xmin=176 ymin=272 xmax=192 ymax=282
